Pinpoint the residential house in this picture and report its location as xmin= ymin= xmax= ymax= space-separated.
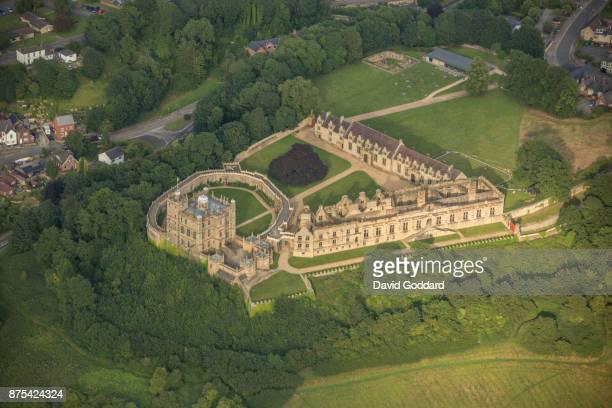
xmin=503 ymin=15 xmax=522 ymax=32
xmin=425 ymin=48 xmax=473 ymax=73
xmin=571 ymin=65 xmax=612 ymax=107
xmin=0 ymin=114 xmax=33 ymax=146
xmin=51 ymin=149 xmax=78 ymax=173
xmin=9 ymin=27 xmax=35 ymax=43
xmin=580 ymin=18 xmax=612 ymax=47
xmin=98 ymin=146 xmax=125 ymax=165
xmin=246 ymin=37 xmax=280 ymax=56
xmin=57 ymin=48 xmax=77 ymax=63
xmin=52 ymin=114 xmax=76 ymax=140
xmin=0 ymin=175 xmax=17 ymax=187
xmin=16 ymin=45 xmax=53 ymax=65
xmin=20 ymin=11 xmax=54 ymax=33
xmin=601 ymin=60 xmax=612 ymax=74
xmin=11 ymin=160 xmax=46 ymax=185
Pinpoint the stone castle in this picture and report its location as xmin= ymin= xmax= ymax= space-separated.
xmin=147 ymin=114 xmax=507 ymax=285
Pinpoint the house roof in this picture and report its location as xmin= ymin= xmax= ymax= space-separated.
xmin=16 ymin=160 xmax=44 ymax=176
xmin=102 ymin=146 xmax=123 ymax=161
xmin=17 ymin=44 xmax=47 ymax=55
xmin=55 ymin=114 xmax=75 ymax=127
xmin=571 ymin=65 xmax=612 ymax=93
xmin=0 ymin=182 xmax=14 ymax=194
xmin=9 ymin=27 xmax=35 ymax=38
xmin=428 ymin=48 xmax=473 ymax=72
xmin=246 ymin=37 xmax=280 ymax=51
xmin=347 ymin=121 xmax=400 ymax=158
xmin=52 ymin=149 xmax=74 ymax=164
xmin=59 ymin=48 xmax=76 ymax=57
xmin=21 ymin=11 xmax=51 ymax=29
xmin=0 ymin=119 xmax=13 ymax=133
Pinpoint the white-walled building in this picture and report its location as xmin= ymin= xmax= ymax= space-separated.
xmin=98 ymin=147 xmax=125 ymax=165
xmin=16 ymin=45 xmax=53 ymax=65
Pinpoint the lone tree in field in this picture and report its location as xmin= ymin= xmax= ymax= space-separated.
xmin=268 ymin=143 xmax=327 ymax=186
xmin=466 ymin=57 xmax=490 ymax=96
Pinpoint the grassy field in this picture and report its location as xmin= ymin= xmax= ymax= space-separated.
xmin=303 ymin=171 xmax=380 ymax=210
xmin=458 ymin=222 xmax=509 ymax=238
xmin=505 ymin=189 xmax=537 ymax=211
xmin=236 ymin=213 xmax=272 ymax=237
xmin=56 ymin=75 xmax=108 ymax=111
xmin=364 ymin=91 xmax=525 ymax=170
xmin=314 ymin=51 xmax=458 ymax=117
xmin=520 ymin=109 xmax=612 ymax=172
xmin=240 ymin=135 xmax=351 ymax=197
xmin=209 ymin=187 xmax=266 ymax=225
xmin=153 ymin=74 xmax=222 ymax=117
xmin=0 ymin=251 xmax=153 ymax=406
xmin=164 ymin=116 xmax=189 ymax=131
xmin=289 ymin=241 xmax=404 ymax=269
xmin=0 ymin=13 xmax=25 ymax=32
xmin=250 ymin=271 xmax=306 ymax=302
xmin=285 ymin=342 xmax=612 ymax=408
xmin=519 ymin=202 xmax=563 ymax=226
xmin=439 ymin=152 xmax=509 ymax=185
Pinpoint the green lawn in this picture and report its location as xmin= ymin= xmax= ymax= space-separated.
xmin=289 ymin=241 xmax=404 ymax=269
xmin=250 ymin=271 xmax=306 ymax=302
xmin=409 ymin=233 xmax=460 ymax=249
xmin=209 ymin=187 xmax=266 ymax=225
xmin=164 ymin=116 xmax=190 ymax=131
xmin=458 ymin=222 xmax=509 ymax=238
xmin=364 ymin=91 xmax=525 ymax=170
xmin=236 ymin=213 xmax=272 ymax=237
xmin=314 ymin=53 xmax=458 ymax=116
xmin=0 ymin=14 xmax=25 ymax=32
xmin=56 ymin=75 xmax=108 ymax=111
xmin=153 ymin=73 xmax=222 ymax=117
xmin=303 ymin=171 xmax=380 ymax=210
xmin=240 ymin=135 xmax=351 ymax=197
xmin=504 ymin=190 xmax=536 ymax=211
xmin=519 ymin=202 xmax=562 ymax=226
xmin=439 ymin=152 xmax=508 ymax=185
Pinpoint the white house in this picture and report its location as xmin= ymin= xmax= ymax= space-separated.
xmin=16 ymin=45 xmax=53 ymax=65
xmin=0 ymin=119 xmax=18 ymax=146
xmin=58 ymin=49 xmax=77 ymax=63
xmin=98 ymin=146 xmax=124 ymax=165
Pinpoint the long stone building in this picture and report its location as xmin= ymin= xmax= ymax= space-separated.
xmin=315 ymin=112 xmax=466 ymax=184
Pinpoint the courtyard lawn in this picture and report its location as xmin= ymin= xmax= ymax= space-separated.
xmin=303 ymin=171 xmax=380 ymax=210
xmin=438 ymin=152 xmax=508 ymax=185
xmin=458 ymin=222 xmax=509 ymax=238
xmin=289 ymin=241 xmax=404 ymax=269
xmin=209 ymin=187 xmax=266 ymax=225
xmin=236 ymin=213 xmax=272 ymax=237
xmin=364 ymin=91 xmax=525 ymax=170
xmin=240 ymin=135 xmax=351 ymax=197
xmin=250 ymin=271 xmax=306 ymax=302
xmin=314 ymin=54 xmax=458 ymax=117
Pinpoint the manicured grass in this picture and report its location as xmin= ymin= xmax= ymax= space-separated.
xmin=285 ymin=343 xmax=611 ymax=408
xmin=409 ymin=233 xmax=460 ymax=249
xmin=458 ymin=222 xmax=508 ymax=238
xmin=314 ymin=53 xmax=457 ymax=116
xmin=236 ymin=213 xmax=272 ymax=237
xmin=439 ymin=152 xmax=508 ymax=185
xmin=519 ymin=202 xmax=563 ymax=226
xmin=240 ymin=135 xmax=351 ymax=197
xmin=164 ymin=116 xmax=189 ymax=131
xmin=250 ymin=271 xmax=306 ymax=302
xmin=289 ymin=241 xmax=404 ymax=269
xmin=504 ymin=190 xmax=536 ymax=211
xmin=364 ymin=91 xmax=525 ymax=169
xmin=303 ymin=171 xmax=380 ymax=210
xmin=449 ymin=46 xmax=509 ymax=71
xmin=209 ymin=187 xmax=266 ymax=225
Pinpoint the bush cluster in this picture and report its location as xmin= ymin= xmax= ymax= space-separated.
xmin=268 ymin=143 xmax=327 ymax=186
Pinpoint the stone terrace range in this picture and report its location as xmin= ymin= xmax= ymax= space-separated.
xmin=315 ymin=112 xmax=465 ymax=184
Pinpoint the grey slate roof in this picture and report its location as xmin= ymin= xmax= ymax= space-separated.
xmin=103 ymin=146 xmax=123 ymax=161
xmin=428 ymin=48 xmax=473 ymax=72
xmin=55 ymin=114 xmax=75 ymax=126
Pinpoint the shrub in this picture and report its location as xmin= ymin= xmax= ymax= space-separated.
xmin=268 ymin=143 xmax=327 ymax=186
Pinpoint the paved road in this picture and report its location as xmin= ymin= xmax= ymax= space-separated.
xmin=0 ymin=142 xmax=63 ymax=166
xmin=110 ymin=101 xmax=199 ymax=147
xmin=545 ymin=0 xmax=608 ymax=70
